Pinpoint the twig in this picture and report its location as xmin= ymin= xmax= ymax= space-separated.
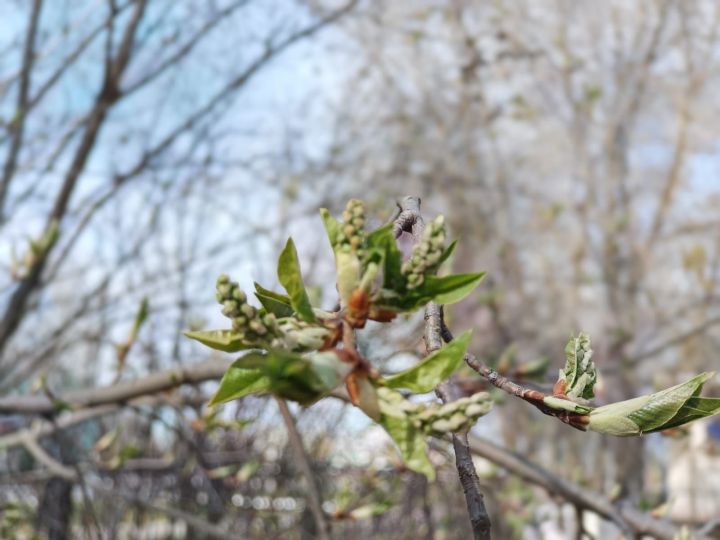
xmin=440 ymin=319 xmax=590 ymax=431
xmin=0 ymin=358 xmax=228 ymax=414
xmin=396 ymin=196 xmax=492 ymax=540
xmin=276 ymin=398 xmax=331 ymax=540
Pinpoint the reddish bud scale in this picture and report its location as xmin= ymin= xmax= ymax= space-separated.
xmin=552 ymin=379 xmax=567 ymax=396
xmin=346 ymin=288 xmax=370 ymax=328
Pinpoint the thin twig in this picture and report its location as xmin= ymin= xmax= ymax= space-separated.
xmin=276 ymin=398 xmax=331 ymax=540
xmin=440 ymin=319 xmax=590 ymax=431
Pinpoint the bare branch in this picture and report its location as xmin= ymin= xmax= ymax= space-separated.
xmin=276 ymin=398 xmax=332 ymax=540
xmin=397 ymin=195 xmax=492 ymax=540
xmin=0 ymin=0 xmax=43 ymax=218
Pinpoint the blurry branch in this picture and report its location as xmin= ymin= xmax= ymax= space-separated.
xmin=0 ymin=0 xmax=360 ymax=362
xmin=17 ymin=429 xmax=76 ymax=481
xmin=91 ymin=481 xmax=244 ymax=540
xmin=466 ymin=436 xmax=677 ymax=540
xmin=0 ymin=0 xmax=43 ymax=219
xmin=276 ymin=398 xmax=331 ymax=540
xmin=122 ymin=0 xmax=250 ymax=97
xmin=6 ymin=433 xmax=240 ymax=540
xmin=0 ymin=0 xmax=148 ymax=356
xmin=0 ymin=393 xmax=208 ymax=452
xmin=395 ymin=196 xmax=491 ymax=540
xmin=114 ymin=0 xmax=359 ymax=186
xmin=0 ymin=358 xmax=227 ymax=415
xmin=630 ymin=313 xmax=720 ymax=365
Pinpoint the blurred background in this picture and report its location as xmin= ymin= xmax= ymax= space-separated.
xmin=1 ymin=0 xmax=719 ymax=538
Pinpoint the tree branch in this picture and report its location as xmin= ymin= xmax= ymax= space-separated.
xmin=0 ymin=358 xmax=227 ymax=415
xmin=396 ymin=195 xmax=492 ymax=540
xmin=466 ymin=435 xmax=677 ymax=540
xmin=276 ymin=398 xmax=332 ymax=540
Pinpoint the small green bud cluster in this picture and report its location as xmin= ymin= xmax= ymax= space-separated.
xmin=399 ymin=392 xmax=492 ymax=435
xmin=336 ymin=199 xmax=366 ymax=255
xmin=216 ymin=274 xmax=278 ymax=342
xmin=277 ymin=318 xmax=331 ymax=351
xmin=401 ymin=215 xmax=446 ymax=289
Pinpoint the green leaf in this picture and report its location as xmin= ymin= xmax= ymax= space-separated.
xmin=319 ymin=208 xmax=341 ymax=250
xmin=377 ymin=388 xmax=434 ymax=479
xmin=254 ymin=282 xmax=294 ymax=317
xmin=423 ymin=273 xmax=486 ymax=305
xmin=385 ymin=330 xmax=472 ymax=393
xmin=588 ymin=372 xmax=720 ymax=436
xmin=437 ymin=239 xmax=457 ymax=267
xmin=378 ymin=273 xmax=486 ymax=312
xmin=369 ymin=224 xmax=404 ymax=291
xmin=277 ymin=237 xmax=316 ymax=322
xmin=234 ymin=349 xmax=351 ymax=405
xmin=626 ymin=372 xmax=712 ymax=432
xmin=656 ymin=397 xmax=720 ymax=432
xmin=184 ymin=330 xmax=257 ymax=352
xmin=210 ymin=356 xmax=270 ymax=405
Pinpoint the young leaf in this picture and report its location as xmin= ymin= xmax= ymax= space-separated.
xmin=437 ymin=239 xmax=457 ymax=267
xmin=210 ymin=355 xmax=270 ymax=405
xmin=254 ymin=282 xmax=294 ymax=317
xmin=422 ymin=273 xmax=486 ymax=305
xmin=385 ymin=330 xmax=472 ymax=393
xmin=234 ymin=348 xmax=352 ymax=406
xmin=184 ymin=329 xmax=257 ymax=352
xmin=558 ymin=333 xmax=597 ymax=399
xmin=319 ymin=208 xmax=341 ymax=250
xmin=588 ymin=372 xmax=720 ymax=436
xmin=277 ymin=238 xmax=316 ymax=322
xmin=367 ymin=224 xmax=404 ymax=291
xmin=376 ymin=272 xmax=486 ymax=312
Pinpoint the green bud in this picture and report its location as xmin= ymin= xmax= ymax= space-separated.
xmin=217 ymin=283 xmax=231 ymax=299
xmin=241 ymin=304 xmax=256 ymax=319
xmin=216 ymin=274 xmax=230 ymax=286
xmin=232 ymin=288 xmax=246 ymax=303
xmin=447 ymin=413 xmax=468 ymax=431
xmin=222 ymin=300 xmax=239 ymax=317
xmin=431 ymin=418 xmax=453 ymax=434
xmin=465 ymin=402 xmax=491 ymax=418
xmin=249 ymin=320 xmax=267 ymax=335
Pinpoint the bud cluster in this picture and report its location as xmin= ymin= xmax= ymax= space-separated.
xmin=216 ymin=274 xmax=278 ymax=343
xmin=401 ymin=215 xmax=447 ymax=289
xmin=277 ymin=318 xmax=331 ymax=351
xmin=336 ymin=199 xmax=366 ymax=255
xmin=394 ymin=392 xmax=492 ymax=435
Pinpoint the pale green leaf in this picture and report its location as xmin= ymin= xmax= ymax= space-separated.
xmin=210 ymin=357 xmax=270 ymax=405
xmin=385 ymin=330 xmax=472 ymax=393
xmin=184 ymin=329 xmax=256 ymax=352
xmin=319 ymin=208 xmax=341 ymax=250
xmin=254 ymin=282 xmax=293 ymax=317
xmin=277 ymin=237 xmax=316 ymax=322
